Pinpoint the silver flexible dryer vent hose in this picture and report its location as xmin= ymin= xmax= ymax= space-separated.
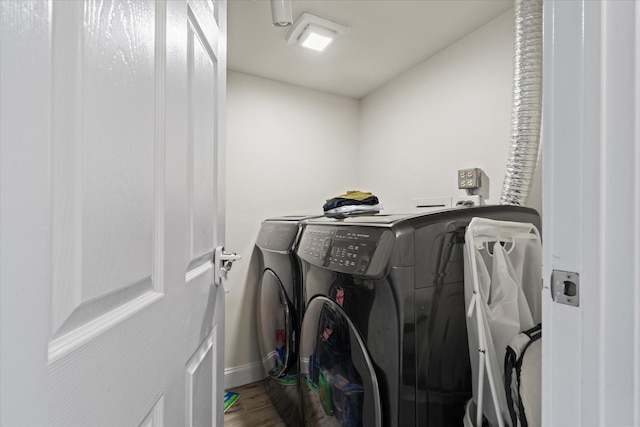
xmin=500 ymin=0 xmax=543 ymax=206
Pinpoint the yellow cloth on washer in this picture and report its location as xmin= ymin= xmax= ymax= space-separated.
xmin=326 ymin=190 xmax=374 ymax=202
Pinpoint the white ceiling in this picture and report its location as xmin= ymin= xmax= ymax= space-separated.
xmin=227 ymin=0 xmax=514 ymax=99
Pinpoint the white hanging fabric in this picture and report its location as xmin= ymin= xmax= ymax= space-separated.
xmin=463 ymin=218 xmax=542 ymax=427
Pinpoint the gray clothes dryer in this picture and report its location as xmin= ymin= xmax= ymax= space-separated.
xmin=295 ymin=205 xmax=541 ymax=427
xmin=255 ymin=215 xmax=321 ymax=426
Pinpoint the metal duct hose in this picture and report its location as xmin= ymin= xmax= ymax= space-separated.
xmin=500 ymin=0 xmax=543 ymax=206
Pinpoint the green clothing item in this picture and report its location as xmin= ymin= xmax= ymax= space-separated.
xmin=326 ymin=190 xmax=374 ymax=202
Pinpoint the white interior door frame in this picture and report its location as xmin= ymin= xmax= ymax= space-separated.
xmin=542 ymin=1 xmax=640 ymax=425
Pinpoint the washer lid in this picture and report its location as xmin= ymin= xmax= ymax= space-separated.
xmin=264 ymin=214 xmax=323 ymax=222
xmin=309 ymin=212 xmax=429 ymax=226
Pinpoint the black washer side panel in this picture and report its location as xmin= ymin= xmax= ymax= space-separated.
xmin=411 ymin=206 xmax=541 ymax=426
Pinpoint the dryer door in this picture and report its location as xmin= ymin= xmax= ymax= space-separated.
xmin=257 ymin=269 xmax=294 ymax=378
xmin=299 ymin=296 xmax=382 ymax=427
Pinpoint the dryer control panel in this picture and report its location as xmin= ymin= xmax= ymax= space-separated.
xmin=256 ymin=221 xmax=299 ymax=252
xmin=297 ymin=225 xmax=391 ymax=276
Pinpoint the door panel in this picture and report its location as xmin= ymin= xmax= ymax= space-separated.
xmin=140 ymin=395 xmax=165 ymax=427
xmin=81 ymin=0 xmax=156 ymax=303
xmin=188 ymin=9 xmax=216 ymax=265
xmin=0 ymin=0 xmax=227 ymax=425
xmin=186 ymin=327 xmax=217 ymax=427
xmin=50 ymin=0 xmax=162 ymax=361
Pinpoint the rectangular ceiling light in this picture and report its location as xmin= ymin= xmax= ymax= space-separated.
xmin=286 ymin=12 xmax=348 ymax=52
xmin=299 ymin=24 xmax=336 ymax=51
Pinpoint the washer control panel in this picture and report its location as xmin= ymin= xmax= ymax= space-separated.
xmin=297 ymin=225 xmax=387 ymax=275
xmin=256 ymin=222 xmax=299 ymax=252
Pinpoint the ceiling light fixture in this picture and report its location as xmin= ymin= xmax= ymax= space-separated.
xmin=286 ymin=12 xmax=348 ymax=52
xmin=270 ymin=0 xmax=292 ymax=27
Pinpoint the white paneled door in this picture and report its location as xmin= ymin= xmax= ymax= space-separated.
xmin=0 ymin=0 xmax=227 ymax=425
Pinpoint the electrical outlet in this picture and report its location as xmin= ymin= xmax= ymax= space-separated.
xmin=457 ymin=168 xmax=481 ymax=189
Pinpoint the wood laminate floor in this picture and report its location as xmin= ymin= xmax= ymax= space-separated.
xmin=224 ymin=381 xmax=286 ymax=427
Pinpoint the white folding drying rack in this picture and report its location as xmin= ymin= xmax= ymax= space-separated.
xmin=463 ymin=217 xmax=542 ymax=427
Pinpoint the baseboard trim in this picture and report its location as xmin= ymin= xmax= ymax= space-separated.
xmin=224 ymin=361 xmax=264 ymax=389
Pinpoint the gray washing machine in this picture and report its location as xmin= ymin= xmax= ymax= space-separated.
xmin=255 ymin=215 xmax=321 ymax=426
xmin=295 ymin=205 xmax=541 ymax=427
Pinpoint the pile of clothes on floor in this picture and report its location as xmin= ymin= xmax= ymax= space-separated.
xmin=323 ymin=190 xmax=382 ymax=218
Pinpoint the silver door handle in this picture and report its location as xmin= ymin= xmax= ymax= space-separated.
xmin=214 ymin=246 xmax=242 ymax=288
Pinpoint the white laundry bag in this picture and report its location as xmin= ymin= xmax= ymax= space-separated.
xmin=463 ymin=218 xmax=541 ymax=427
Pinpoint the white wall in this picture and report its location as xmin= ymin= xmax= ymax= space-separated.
xmin=359 ymin=10 xmax=542 ymax=213
xmin=224 ymin=71 xmax=359 ymax=386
